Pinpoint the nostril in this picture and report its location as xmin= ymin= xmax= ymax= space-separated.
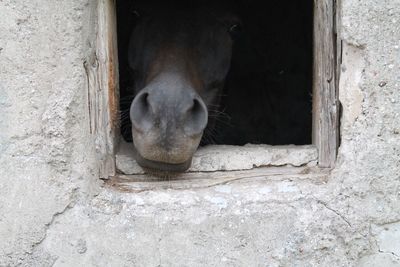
xmin=130 ymin=91 xmax=152 ymax=132
xmin=191 ymin=98 xmax=201 ymax=115
xmin=139 ymin=92 xmax=150 ymax=112
xmin=184 ymin=97 xmax=208 ymax=137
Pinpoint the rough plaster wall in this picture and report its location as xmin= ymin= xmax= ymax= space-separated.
xmin=0 ymin=0 xmax=399 ymax=266
xmin=0 ymin=0 xmax=100 ymax=265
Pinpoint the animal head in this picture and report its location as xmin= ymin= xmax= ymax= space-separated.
xmin=128 ymin=2 xmax=241 ymax=174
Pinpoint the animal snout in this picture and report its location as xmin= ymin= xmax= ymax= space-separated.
xmin=130 ymin=89 xmax=208 ymax=137
xmin=129 ymin=86 xmax=208 ymax=170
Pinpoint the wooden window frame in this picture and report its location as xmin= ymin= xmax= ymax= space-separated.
xmin=313 ymin=0 xmax=341 ymax=168
xmin=86 ymin=0 xmax=340 ymax=180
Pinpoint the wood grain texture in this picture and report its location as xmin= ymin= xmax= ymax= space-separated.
xmin=84 ymin=0 xmax=119 ymax=178
xmin=105 ymin=166 xmax=330 ymax=192
xmin=313 ymin=0 xmax=339 ymax=167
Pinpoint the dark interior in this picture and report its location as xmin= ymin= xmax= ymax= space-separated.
xmin=117 ymin=0 xmax=313 ymax=146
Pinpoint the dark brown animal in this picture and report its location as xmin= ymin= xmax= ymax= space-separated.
xmin=128 ymin=2 xmax=241 ymax=173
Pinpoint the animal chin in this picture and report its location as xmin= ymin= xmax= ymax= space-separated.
xmin=132 ymin=144 xmax=193 ymax=175
xmin=131 ymin=129 xmax=201 ymax=173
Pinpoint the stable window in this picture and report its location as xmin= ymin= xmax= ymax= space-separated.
xmin=85 ymin=0 xmax=340 ymax=183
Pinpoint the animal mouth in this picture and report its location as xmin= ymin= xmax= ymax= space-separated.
xmin=132 ymin=144 xmax=192 ymax=174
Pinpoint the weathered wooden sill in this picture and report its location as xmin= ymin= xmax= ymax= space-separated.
xmin=105 ymin=140 xmax=327 ymax=192
xmin=104 ymin=166 xmax=330 ymax=192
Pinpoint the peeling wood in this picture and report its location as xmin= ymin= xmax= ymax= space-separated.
xmin=313 ymin=0 xmax=340 ymax=167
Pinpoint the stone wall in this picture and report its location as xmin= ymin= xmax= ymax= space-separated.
xmin=0 ymin=0 xmax=399 ymax=266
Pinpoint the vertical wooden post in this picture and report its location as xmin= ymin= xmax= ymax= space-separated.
xmin=313 ymin=0 xmax=339 ymax=167
xmin=85 ymin=0 xmax=119 ymax=178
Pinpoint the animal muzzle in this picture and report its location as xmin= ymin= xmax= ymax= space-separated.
xmin=130 ymin=80 xmax=208 ymax=172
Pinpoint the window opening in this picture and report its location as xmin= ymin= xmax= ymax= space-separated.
xmin=117 ymin=0 xmax=313 ymax=146
xmin=89 ymin=0 xmax=339 ymax=178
